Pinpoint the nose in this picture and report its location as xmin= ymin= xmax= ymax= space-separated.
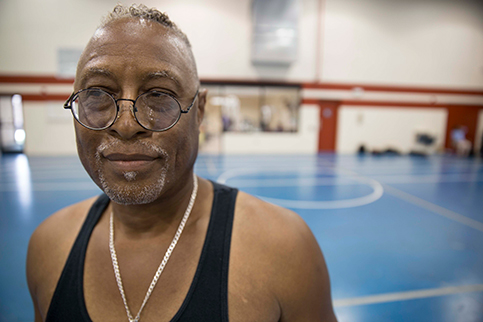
xmin=108 ymin=99 xmax=151 ymax=140
xmin=116 ymin=99 xmax=137 ymax=119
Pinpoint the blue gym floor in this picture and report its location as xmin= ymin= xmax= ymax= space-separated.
xmin=1 ymin=153 xmax=482 ymax=321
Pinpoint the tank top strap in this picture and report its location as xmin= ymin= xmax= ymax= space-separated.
xmin=46 ymin=194 xmax=110 ymax=322
xmin=172 ymin=181 xmax=238 ymax=322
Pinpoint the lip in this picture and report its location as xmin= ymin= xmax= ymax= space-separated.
xmin=105 ymin=153 xmax=157 ymax=162
xmin=104 ymin=153 xmax=159 ymax=171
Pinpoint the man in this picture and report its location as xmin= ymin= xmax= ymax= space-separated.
xmin=450 ymin=126 xmax=472 ymax=157
xmin=27 ymin=4 xmax=337 ymax=322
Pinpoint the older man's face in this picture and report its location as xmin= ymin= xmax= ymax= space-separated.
xmin=74 ymin=18 xmax=203 ymax=205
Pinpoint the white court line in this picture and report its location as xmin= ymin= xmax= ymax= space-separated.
xmin=228 ymin=178 xmax=358 ymax=187
xmin=0 ymin=182 xmax=100 ymax=192
xmin=217 ymin=167 xmax=336 ymax=183
xmin=217 ymin=167 xmax=384 ymax=209
xmin=227 ymin=173 xmax=483 ymax=188
xmin=333 ymin=284 xmax=483 ymax=307
xmin=383 ymin=185 xmax=483 ymax=233
xmin=204 ymin=157 xmax=218 ymax=176
xmin=371 ymin=174 xmax=483 ymax=184
xmin=1 ymin=172 xmax=91 ymax=182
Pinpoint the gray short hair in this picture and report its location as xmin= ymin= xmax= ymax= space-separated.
xmin=101 ymin=3 xmax=191 ymax=48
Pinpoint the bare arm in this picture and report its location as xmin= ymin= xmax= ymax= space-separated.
xmin=26 ymin=224 xmax=48 ymax=322
xmin=270 ymin=210 xmax=338 ymax=322
xmin=32 ymin=298 xmax=43 ymax=322
xmin=26 ymin=198 xmax=96 ymax=321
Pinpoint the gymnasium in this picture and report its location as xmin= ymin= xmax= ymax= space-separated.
xmin=1 ymin=0 xmax=482 ymax=321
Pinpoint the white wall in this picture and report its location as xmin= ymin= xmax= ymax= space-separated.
xmin=23 ymin=102 xmax=77 ymax=155
xmin=0 ymin=0 xmax=116 ymax=75
xmin=1 ymin=0 xmax=483 ymax=87
xmin=322 ymin=0 xmax=483 ymax=88
xmin=1 ymin=0 xmax=482 ymax=156
xmin=336 ymin=107 xmax=448 ymax=154
xmin=0 ymin=0 xmax=319 ymax=82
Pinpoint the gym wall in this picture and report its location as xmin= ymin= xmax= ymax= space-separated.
xmin=0 ymin=0 xmax=482 ymax=155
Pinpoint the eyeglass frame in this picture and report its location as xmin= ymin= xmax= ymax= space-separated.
xmin=63 ymin=88 xmax=199 ymax=132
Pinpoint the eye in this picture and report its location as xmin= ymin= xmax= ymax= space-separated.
xmin=145 ymin=87 xmax=179 ymax=98
xmin=85 ymin=90 xmax=105 ymax=98
xmin=86 ymin=86 xmax=117 ymax=97
xmin=138 ymin=92 xmax=179 ymax=111
xmin=149 ymin=91 xmax=165 ymax=98
xmin=76 ymin=89 xmax=113 ymax=111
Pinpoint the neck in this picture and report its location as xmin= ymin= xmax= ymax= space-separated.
xmin=110 ymin=172 xmax=196 ymax=237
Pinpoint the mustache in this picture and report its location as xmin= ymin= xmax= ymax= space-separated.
xmin=95 ymin=140 xmax=168 ymax=160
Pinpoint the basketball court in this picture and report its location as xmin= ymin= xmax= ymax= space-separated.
xmin=1 ymin=152 xmax=482 ymax=321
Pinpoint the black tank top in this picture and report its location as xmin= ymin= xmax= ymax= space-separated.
xmin=46 ymin=181 xmax=238 ymax=322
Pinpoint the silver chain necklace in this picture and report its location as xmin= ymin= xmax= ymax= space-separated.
xmin=109 ymin=174 xmax=198 ymax=322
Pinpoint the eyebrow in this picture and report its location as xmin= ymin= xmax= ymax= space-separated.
xmin=79 ymin=68 xmax=115 ymax=86
xmin=143 ymin=70 xmax=181 ymax=88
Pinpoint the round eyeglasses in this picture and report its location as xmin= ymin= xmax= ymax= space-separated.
xmin=64 ymin=88 xmax=199 ymax=132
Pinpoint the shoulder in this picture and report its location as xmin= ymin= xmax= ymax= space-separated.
xmin=27 ymin=196 xmax=100 ymax=262
xmin=29 ymin=197 xmax=97 ymax=247
xmin=231 ymin=191 xmax=337 ymax=321
xmin=233 ymin=191 xmax=318 ymax=258
xmin=26 ymin=196 xmax=101 ymax=318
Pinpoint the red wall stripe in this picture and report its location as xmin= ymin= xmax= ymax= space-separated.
xmin=302 ymin=99 xmax=483 ymax=109
xmin=22 ymin=94 xmax=70 ymax=101
xmin=302 ymin=82 xmax=483 ymax=96
xmin=0 ymin=75 xmax=74 ymax=84
xmin=340 ymin=100 xmax=483 ymax=108
xmin=2 ymin=74 xmax=483 ymax=96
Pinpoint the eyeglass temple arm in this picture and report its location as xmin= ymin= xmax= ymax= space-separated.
xmin=63 ymin=92 xmax=76 ymax=109
xmin=180 ymin=89 xmax=200 ymax=114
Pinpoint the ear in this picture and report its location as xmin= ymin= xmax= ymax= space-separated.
xmin=196 ymin=88 xmax=208 ymax=127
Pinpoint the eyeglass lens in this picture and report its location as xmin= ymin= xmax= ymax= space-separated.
xmin=136 ymin=92 xmax=181 ymax=131
xmin=71 ymin=89 xmax=182 ymax=131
